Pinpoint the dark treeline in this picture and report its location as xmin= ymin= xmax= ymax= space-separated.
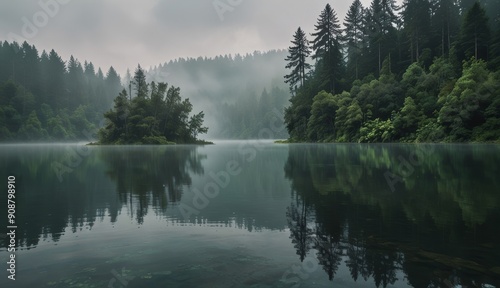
xmin=0 ymin=41 xmax=122 ymax=141
xmin=284 ymin=0 xmax=500 ymax=143
xmin=145 ymin=51 xmax=290 ymax=139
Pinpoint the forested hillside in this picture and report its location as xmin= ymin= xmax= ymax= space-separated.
xmin=284 ymin=0 xmax=500 ymax=143
xmin=0 ymin=41 xmax=122 ymax=141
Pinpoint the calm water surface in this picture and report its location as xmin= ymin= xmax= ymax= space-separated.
xmin=1 ymin=142 xmax=499 ymax=287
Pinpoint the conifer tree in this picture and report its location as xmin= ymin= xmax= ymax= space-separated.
xmin=458 ymin=2 xmax=490 ymax=61
xmin=311 ymin=4 xmax=343 ymax=93
xmin=284 ymin=27 xmax=312 ymax=92
xmin=133 ymin=64 xmax=148 ymax=98
xmin=402 ymin=0 xmax=431 ymax=62
xmin=343 ymin=0 xmax=365 ymax=80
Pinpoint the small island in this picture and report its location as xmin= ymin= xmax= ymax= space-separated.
xmin=97 ymin=65 xmax=211 ymax=145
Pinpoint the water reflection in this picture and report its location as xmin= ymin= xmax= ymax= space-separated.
xmin=100 ymin=146 xmax=205 ymax=224
xmin=284 ymin=144 xmax=500 ymax=287
xmin=0 ymin=145 xmax=205 ymax=249
xmin=0 ymin=143 xmax=499 ymax=287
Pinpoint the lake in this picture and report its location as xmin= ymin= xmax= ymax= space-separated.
xmin=1 ymin=141 xmax=499 ymax=287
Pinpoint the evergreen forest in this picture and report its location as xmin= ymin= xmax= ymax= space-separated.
xmin=283 ymin=0 xmax=500 ymax=143
xmin=0 ymin=42 xmax=122 ymax=141
xmin=0 ymin=43 xmax=289 ymax=142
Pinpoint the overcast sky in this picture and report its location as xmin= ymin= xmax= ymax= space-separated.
xmin=0 ymin=0 xmax=401 ymax=76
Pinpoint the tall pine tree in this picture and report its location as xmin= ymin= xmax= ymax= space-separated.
xmin=284 ymin=27 xmax=312 ymax=93
xmin=458 ymin=2 xmax=490 ymax=61
xmin=311 ymin=4 xmax=343 ymax=93
xmin=402 ymin=0 xmax=431 ymax=62
xmin=343 ymin=0 xmax=365 ymax=80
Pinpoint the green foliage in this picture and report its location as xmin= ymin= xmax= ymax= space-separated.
xmin=98 ymin=68 xmax=208 ymax=145
xmin=457 ymin=2 xmax=491 ymax=61
xmin=416 ymin=118 xmax=445 ymax=142
xmin=140 ymin=136 xmax=175 ymax=145
xmin=18 ymin=111 xmax=49 ymax=140
xmin=285 ymin=27 xmax=312 ymax=91
xmin=311 ymin=4 xmax=344 ymax=93
xmin=343 ymin=0 xmax=365 ymax=81
xmin=307 ymin=91 xmax=337 ymax=141
xmin=393 ymin=97 xmax=423 ymax=141
xmin=359 ymin=118 xmax=395 ymax=143
xmin=0 ymin=41 xmax=123 ymax=142
xmin=438 ymin=60 xmax=491 ymax=141
xmin=283 ymin=0 xmax=499 ymax=143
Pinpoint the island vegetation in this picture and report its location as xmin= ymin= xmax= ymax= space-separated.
xmin=97 ymin=65 xmax=210 ymax=145
xmin=283 ymin=0 xmax=500 ymax=143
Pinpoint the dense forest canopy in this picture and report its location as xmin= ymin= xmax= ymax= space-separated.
xmin=284 ymin=0 xmax=500 ymax=143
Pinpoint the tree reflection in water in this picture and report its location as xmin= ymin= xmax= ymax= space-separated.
xmin=0 ymin=145 xmax=205 ymax=248
xmin=100 ymin=146 xmax=205 ymax=224
xmin=284 ymin=144 xmax=500 ymax=287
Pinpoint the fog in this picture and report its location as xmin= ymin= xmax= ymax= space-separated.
xmin=0 ymin=0 xmax=389 ymax=76
xmin=142 ymin=50 xmax=291 ymax=139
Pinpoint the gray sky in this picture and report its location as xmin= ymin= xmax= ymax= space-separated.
xmin=0 ymin=0 xmax=398 ymax=76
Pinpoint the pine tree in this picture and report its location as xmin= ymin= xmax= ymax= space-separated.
xmin=46 ymin=49 xmax=67 ymax=109
xmin=133 ymin=64 xmax=148 ymax=98
xmin=458 ymin=2 xmax=490 ymax=61
xmin=105 ymin=66 xmax=122 ymax=106
xmin=19 ymin=42 xmax=40 ymax=94
xmin=67 ymin=56 xmax=85 ymax=108
xmin=311 ymin=4 xmax=342 ymax=60
xmin=367 ymin=0 xmax=399 ymax=73
xmin=100 ymin=89 xmax=130 ymax=143
xmin=284 ymin=27 xmax=312 ymax=92
xmin=311 ymin=4 xmax=343 ymax=93
xmin=343 ymin=0 xmax=365 ymax=80
xmin=431 ymin=0 xmax=460 ymax=56
xmin=402 ymin=0 xmax=431 ymax=62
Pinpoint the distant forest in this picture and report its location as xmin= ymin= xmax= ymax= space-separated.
xmin=0 ymin=43 xmax=290 ymax=141
xmin=144 ymin=50 xmax=290 ymax=139
xmin=284 ymin=0 xmax=500 ymax=143
xmin=0 ymin=42 xmax=122 ymax=141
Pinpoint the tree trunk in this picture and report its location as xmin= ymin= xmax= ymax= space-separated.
xmin=475 ymin=28 xmax=478 ymax=59
xmin=378 ymin=41 xmax=381 ymax=74
xmin=442 ymin=24 xmax=445 ymax=56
